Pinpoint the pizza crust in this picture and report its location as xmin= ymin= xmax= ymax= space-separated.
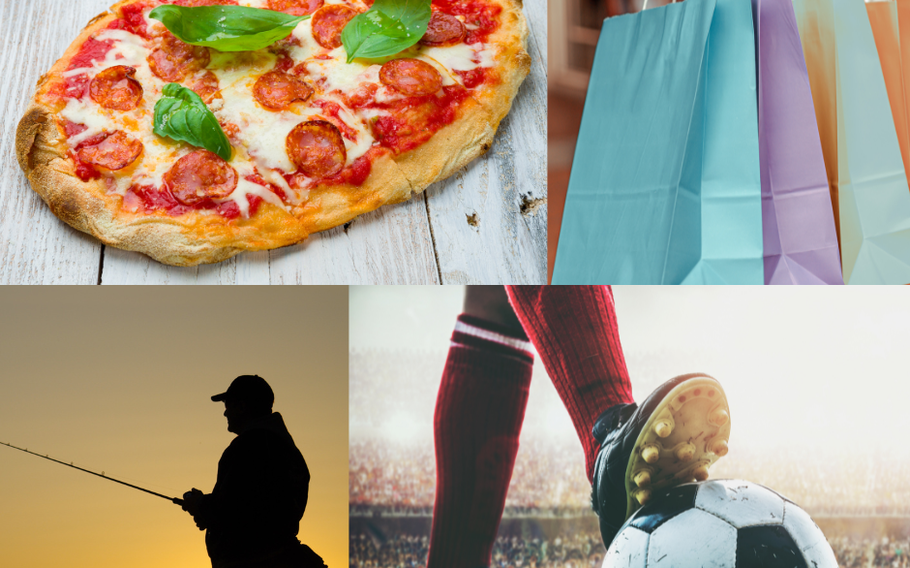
xmin=16 ymin=0 xmax=531 ymax=266
xmin=469 ymin=0 xmax=532 ymax=125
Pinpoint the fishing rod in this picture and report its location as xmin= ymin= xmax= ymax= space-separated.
xmin=1 ymin=441 xmax=184 ymax=506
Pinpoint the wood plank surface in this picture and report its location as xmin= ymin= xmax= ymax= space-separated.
xmin=428 ymin=0 xmax=548 ymax=284
xmin=0 ymin=0 xmax=546 ymax=284
xmin=0 ymin=0 xmax=105 ymax=285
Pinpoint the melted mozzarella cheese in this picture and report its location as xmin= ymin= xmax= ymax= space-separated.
xmin=93 ymin=29 xmax=161 ymax=88
xmin=324 ymin=93 xmax=375 ymax=162
xmin=216 ymin=72 xmax=316 ymax=172
xmin=226 ymin=162 xmax=290 ymax=216
xmin=213 ymin=50 xmax=375 ymax=174
xmin=304 ymin=48 xmax=382 ymax=93
xmin=61 ymin=98 xmax=115 ymax=145
xmin=290 ymin=19 xmax=323 ymax=55
xmin=419 ymin=43 xmax=494 ymax=72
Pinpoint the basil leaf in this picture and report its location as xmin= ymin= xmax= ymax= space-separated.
xmin=153 ymin=83 xmax=232 ymax=162
xmin=148 ymin=5 xmax=309 ymax=52
xmin=341 ymin=0 xmax=432 ymax=63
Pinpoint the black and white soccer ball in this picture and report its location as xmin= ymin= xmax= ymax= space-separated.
xmin=603 ymin=479 xmax=837 ymax=568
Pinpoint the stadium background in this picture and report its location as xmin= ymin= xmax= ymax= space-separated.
xmin=350 ymin=286 xmax=910 ymax=568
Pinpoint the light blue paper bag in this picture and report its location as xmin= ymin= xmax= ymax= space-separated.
xmin=552 ymin=0 xmax=764 ymax=284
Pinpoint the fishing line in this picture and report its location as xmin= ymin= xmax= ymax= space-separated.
xmin=1 ymin=441 xmax=184 ymax=505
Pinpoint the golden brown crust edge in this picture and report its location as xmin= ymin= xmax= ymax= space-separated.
xmin=17 ymin=102 xmax=249 ymax=266
xmin=474 ymin=0 xmax=532 ymax=125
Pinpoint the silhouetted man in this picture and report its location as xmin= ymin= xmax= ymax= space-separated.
xmin=181 ymin=375 xmax=326 ymax=568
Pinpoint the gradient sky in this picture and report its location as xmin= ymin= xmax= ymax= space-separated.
xmin=0 ymin=287 xmax=348 ymax=568
xmin=350 ymin=285 xmax=910 ymax=459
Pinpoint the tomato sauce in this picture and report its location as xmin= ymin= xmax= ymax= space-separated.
xmin=246 ymin=173 xmax=290 ymax=203
xmin=71 ymin=153 xmax=102 ymax=182
xmin=284 ymin=146 xmax=382 ymax=189
xmin=124 ymin=172 xmax=278 ymax=220
xmin=325 ymin=152 xmax=373 ymax=186
xmin=62 ymin=38 xmax=117 ymax=99
xmin=366 ymin=85 xmax=470 ymax=154
xmin=125 ymin=184 xmax=195 ymax=216
xmin=312 ymin=99 xmax=358 ymax=141
xmin=456 ymin=68 xmax=488 ymax=89
xmin=432 ymin=0 xmax=502 ymax=44
xmin=215 ymin=197 xmax=258 ymax=220
xmin=274 ymin=52 xmax=295 ymax=73
xmin=108 ymin=2 xmax=153 ymax=39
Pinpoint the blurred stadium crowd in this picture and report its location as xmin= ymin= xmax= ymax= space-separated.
xmin=349 ymin=532 xmax=910 ymax=568
xmin=349 ymin=533 xmax=605 ymax=568
xmin=350 ymin=350 xmax=910 ymax=567
xmin=350 ymin=439 xmax=910 ymax=518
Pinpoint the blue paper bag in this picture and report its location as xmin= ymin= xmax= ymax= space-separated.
xmin=552 ymin=0 xmax=764 ymax=284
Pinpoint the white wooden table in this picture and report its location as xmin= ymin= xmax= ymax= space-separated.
xmin=0 ymin=0 xmax=546 ymax=284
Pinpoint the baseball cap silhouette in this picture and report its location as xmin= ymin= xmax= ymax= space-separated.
xmin=211 ymin=375 xmax=274 ymax=409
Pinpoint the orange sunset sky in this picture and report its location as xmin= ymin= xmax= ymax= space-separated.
xmin=0 ymin=287 xmax=348 ymax=568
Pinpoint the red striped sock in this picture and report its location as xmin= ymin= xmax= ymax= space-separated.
xmin=427 ymin=314 xmax=533 ymax=568
xmin=505 ymin=285 xmax=634 ymax=483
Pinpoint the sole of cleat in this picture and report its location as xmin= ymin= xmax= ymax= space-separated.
xmin=623 ymin=374 xmax=731 ymax=519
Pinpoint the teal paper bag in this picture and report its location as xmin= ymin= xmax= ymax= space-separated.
xmin=551 ymin=0 xmax=764 ymax=284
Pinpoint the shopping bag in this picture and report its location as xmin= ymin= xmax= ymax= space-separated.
xmin=794 ymin=0 xmax=910 ymax=284
xmin=867 ymin=1 xmax=910 ymax=184
xmin=551 ymin=0 xmax=763 ymax=284
xmin=753 ymin=0 xmax=843 ymax=284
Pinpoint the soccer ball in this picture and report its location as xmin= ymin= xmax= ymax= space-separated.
xmin=603 ymin=479 xmax=837 ymax=568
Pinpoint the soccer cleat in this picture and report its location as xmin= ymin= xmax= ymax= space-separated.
xmin=590 ymin=373 xmax=731 ymax=548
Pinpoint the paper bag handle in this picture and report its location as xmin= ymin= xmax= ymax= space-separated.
xmin=642 ymin=0 xmax=679 ymax=12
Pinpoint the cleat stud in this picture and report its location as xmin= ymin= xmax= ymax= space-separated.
xmin=711 ymin=440 xmax=729 ymax=457
xmin=642 ymin=445 xmax=660 ymax=464
xmin=709 ymin=408 xmax=729 ymax=426
xmin=676 ymin=443 xmax=696 ymax=462
xmin=634 ymin=471 xmax=651 ymax=488
xmin=635 ymin=489 xmax=651 ymax=505
xmin=708 ymin=389 xmax=715 ymax=397
xmin=654 ymin=419 xmax=674 ymax=438
xmin=694 ymin=388 xmax=701 ymax=396
xmin=693 ymin=465 xmax=709 ymax=481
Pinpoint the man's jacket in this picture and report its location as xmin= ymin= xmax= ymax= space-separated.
xmin=197 ymin=412 xmax=310 ymax=564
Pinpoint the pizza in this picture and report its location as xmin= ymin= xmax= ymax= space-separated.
xmin=15 ymin=0 xmax=530 ymax=266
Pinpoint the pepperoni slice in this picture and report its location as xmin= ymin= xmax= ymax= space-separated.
xmin=89 ymin=66 xmax=143 ymax=111
xmin=420 ymin=12 xmax=466 ymax=46
xmin=75 ymin=131 xmax=144 ymax=170
xmin=311 ymin=5 xmax=358 ymax=49
xmin=253 ymin=71 xmax=313 ymax=110
xmin=190 ymin=71 xmax=221 ymax=104
xmin=287 ymin=120 xmax=347 ymax=178
xmin=380 ymin=59 xmax=443 ymax=97
xmin=267 ymin=0 xmax=324 ymax=16
xmin=148 ymin=33 xmax=211 ymax=82
xmin=164 ymin=150 xmax=238 ymax=206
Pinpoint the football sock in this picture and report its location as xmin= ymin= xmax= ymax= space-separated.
xmin=427 ymin=314 xmax=534 ymax=568
xmin=505 ymin=286 xmax=635 ymax=483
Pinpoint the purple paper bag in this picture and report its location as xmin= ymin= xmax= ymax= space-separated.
xmin=754 ymin=0 xmax=844 ymax=284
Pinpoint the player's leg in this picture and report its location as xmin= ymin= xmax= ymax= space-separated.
xmin=504 ymin=285 xmax=634 ymax=482
xmin=426 ymin=286 xmax=534 ymax=568
xmin=504 ymin=286 xmax=730 ymax=546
